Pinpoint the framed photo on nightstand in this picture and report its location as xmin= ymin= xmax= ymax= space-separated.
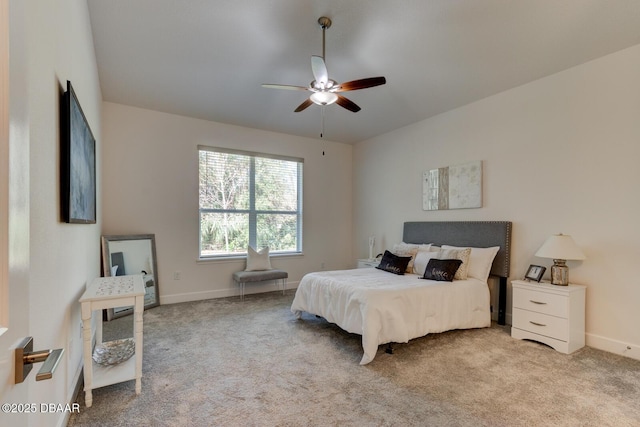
xmin=524 ymin=264 xmax=546 ymax=282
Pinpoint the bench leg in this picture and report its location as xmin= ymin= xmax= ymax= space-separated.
xmin=273 ymin=278 xmax=287 ymax=295
xmin=238 ymin=277 xmax=287 ymax=300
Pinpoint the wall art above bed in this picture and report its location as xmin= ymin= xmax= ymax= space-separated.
xmin=422 ymin=160 xmax=482 ymax=210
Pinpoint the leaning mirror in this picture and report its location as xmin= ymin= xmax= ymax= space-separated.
xmin=101 ymin=234 xmax=160 ymax=320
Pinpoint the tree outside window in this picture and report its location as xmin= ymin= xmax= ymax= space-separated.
xmin=198 ymin=147 xmax=303 ymax=258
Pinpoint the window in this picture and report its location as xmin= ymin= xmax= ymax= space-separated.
xmin=198 ymin=146 xmax=303 ymax=259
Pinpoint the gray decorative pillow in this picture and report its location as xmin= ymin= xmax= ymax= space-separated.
xmin=376 ymin=250 xmax=412 ymax=275
xmin=422 ymin=259 xmax=463 ymax=282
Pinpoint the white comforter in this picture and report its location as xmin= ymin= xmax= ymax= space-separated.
xmin=291 ymin=268 xmax=491 ymax=364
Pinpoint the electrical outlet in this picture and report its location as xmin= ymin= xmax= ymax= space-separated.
xmin=173 ymin=271 xmax=181 ymax=280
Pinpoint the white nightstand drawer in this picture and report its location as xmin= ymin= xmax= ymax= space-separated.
xmin=512 ymin=308 xmax=568 ymax=341
xmin=513 ymin=287 xmax=568 ymax=318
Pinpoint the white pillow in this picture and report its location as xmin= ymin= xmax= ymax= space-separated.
xmin=413 ymin=250 xmax=440 ymax=276
xmin=437 ymin=247 xmax=472 ymax=280
xmin=392 ymin=243 xmax=432 ymax=273
xmin=442 ymin=245 xmax=500 ymax=282
xmin=245 ymin=246 xmax=272 ymax=271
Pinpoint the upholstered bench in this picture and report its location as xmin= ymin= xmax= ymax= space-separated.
xmin=232 ymin=269 xmax=288 ymax=300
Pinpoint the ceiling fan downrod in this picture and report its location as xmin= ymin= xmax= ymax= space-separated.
xmin=318 ymin=17 xmax=331 ymax=61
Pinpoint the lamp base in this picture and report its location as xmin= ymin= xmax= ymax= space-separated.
xmin=550 ymin=259 xmax=569 ymax=286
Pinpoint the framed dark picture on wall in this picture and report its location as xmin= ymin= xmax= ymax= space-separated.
xmin=61 ymin=80 xmax=96 ymax=224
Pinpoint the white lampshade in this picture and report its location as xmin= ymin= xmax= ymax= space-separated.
xmin=535 ymin=234 xmax=586 ymax=260
xmin=310 ymin=91 xmax=338 ymax=106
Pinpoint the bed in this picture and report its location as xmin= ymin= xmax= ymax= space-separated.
xmin=291 ymin=221 xmax=512 ymax=364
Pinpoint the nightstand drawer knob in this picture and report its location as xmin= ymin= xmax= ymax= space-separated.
xmin=529 ymin=321 xmax=546 ymax=327
xmin=530 ymin=300 xmax=547 ymax=305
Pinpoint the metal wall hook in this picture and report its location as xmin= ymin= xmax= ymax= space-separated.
xmin=15 ymin=337 xmax=64 ymax=383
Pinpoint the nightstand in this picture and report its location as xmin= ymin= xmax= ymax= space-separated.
xmin=511 ymin=279 xmax=586 ymax=354
xmin=357 ymin=259 xmax=380 ymax=268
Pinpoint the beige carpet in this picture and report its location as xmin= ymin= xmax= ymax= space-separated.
xmin=67 ymin=292 xmax=640 ymax=426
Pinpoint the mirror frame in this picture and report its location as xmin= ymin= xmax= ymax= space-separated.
xmin=101 ymin=234 xmax=160 ymax=320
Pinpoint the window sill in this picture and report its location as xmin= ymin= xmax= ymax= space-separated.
xmin=196 ymin=252 xmax=303 ymax=264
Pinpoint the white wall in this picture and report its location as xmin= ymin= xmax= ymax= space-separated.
xmin=101 ymin=103 xmax=353 ymax=304
xmin=19 ymin=0 xmax=102 ymax=425
xmin=354 ymin=44 xmax=640 ymax=360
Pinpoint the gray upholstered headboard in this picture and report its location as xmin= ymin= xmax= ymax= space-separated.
xmin=402 ymin=221 xmax=513 ymax=324
xmin=403 ymin=221 xmax=512 ymax=278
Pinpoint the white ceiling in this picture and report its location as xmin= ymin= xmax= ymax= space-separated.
xmin=87 ymin=0 xmax=640 ymax=144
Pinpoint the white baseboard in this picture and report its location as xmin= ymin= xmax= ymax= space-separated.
xmin=161 ymin=281 xmax=300 ymax=305
xmin=586 ymin=332 xmax=640 ymax=361
xmin=497 ymin=314 xmax=639 ymax=361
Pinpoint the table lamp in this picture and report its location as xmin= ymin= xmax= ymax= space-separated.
xmin=534 ymin=234 xmax=585 ymax=286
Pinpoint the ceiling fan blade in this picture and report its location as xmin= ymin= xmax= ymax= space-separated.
xmin=262 ymin=84 xmax=309 ymax=91
xmin=335 ymin=76 xmax=386 ymax=92
xmin=311 ymin=55 xmax=329 ymax=86
xmin=294 ymin=98 xmax=314 ymax=113
xmin=336 ymin=95 xmax=361 ymax=112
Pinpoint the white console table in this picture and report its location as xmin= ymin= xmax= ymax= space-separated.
xmin=80 ymin=275 xmax=145 ymax=407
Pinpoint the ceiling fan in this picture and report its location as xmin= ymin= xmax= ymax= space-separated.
xmin=262 ymin=16 xmax=386 ymax=113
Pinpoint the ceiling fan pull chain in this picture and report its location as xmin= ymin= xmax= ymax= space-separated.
xmin=320 ymin=106 xmax=327 ymax=155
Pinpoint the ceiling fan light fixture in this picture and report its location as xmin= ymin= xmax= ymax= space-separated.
xmin=310 ymin=91 xmax=338 ymax=106
xmin=261 ymin=15 xmax=386 ymax=117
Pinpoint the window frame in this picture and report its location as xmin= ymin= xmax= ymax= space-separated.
xmin=197 ymin=145 xmax=303 ymax=260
